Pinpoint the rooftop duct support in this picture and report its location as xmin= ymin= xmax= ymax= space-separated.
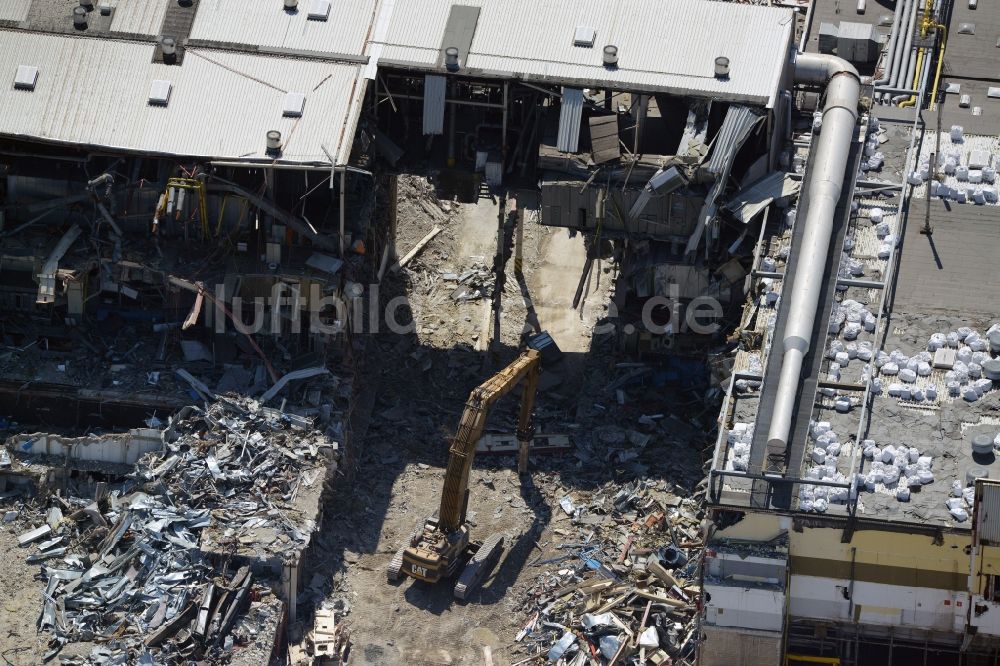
xmin=765 ymin=52 xmax=860 ymax=456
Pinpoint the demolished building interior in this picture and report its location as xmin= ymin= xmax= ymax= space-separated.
xmin=0 ymin=0 xmax=998 ymax=664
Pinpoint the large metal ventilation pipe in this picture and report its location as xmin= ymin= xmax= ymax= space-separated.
xmin=872 ymin=0 xmax=908 ymax=89
xmin=766 ymin=52 xmax=861 ymax=455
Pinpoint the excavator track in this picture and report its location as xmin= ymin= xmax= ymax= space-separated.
xmin=387 ymin=522 xmax=424 ymax=582
xmin=387 ymin=544 xmax=407 ymax=582
xmin=453 ymin=533 xmax=505 ymax=600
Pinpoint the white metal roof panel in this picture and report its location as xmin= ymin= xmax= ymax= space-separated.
xmin=422 ymin=74 xmax=446 ymax=135
xmin=373 ymin=0 xmax=794 ymax=106
xmin=189 ymin=0 xmax=378 ymax=60
xmin=0 ymin=0 xmax=31 ymax=22
xmin=0 ymin=30 xmax=364 ymax=164
xmin=109 ymin=0 xmax=170 ymax=36
xmin=557 ymin=87 xmax=583 ymax=153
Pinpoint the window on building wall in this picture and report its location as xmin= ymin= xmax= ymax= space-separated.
xmin=985 ymin=575 xmax=1000 ymax=602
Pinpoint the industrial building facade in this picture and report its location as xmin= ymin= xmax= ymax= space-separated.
xmin=702 ymin=0 xmax=1000 ymax=662
xmin=2 ymin=0 xmax=996 ymax=663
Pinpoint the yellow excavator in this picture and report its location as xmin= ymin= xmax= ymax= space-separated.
xmin=387 ymin=349 xmax=541 ymax=599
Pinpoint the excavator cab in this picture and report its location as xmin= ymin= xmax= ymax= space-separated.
xmin=387 ymin=350 xmax=541 ymax=599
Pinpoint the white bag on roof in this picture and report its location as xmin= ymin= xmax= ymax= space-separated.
xmin=882 ymin=363 xmax=900 ymax=376
xmin=928 ymin=333 xmax=947 ymax=351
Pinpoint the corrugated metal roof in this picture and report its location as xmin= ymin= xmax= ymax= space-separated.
xmin=373 ymin=0 xmax=794 ymax=106
xmin=723 ymin=171 xmax=800 ymax=225
xmin=110 ymin=0 xmax=169 ymax=36
xmin=707 ymin=105 xmax=763 ymax=174
xmin=0 ymin=0 xmax=31 ymax=22
xmin=557 ymin=88 xmax=584 ymax=153
xmin=977 ymin=480 xmax=1000 ymax=546
xmin=0 ymin=30 xmax=364 ymax=164
xmin=422 ymin=74 xmax=446 ymax=135
xmin=189 ymin=0 xmax=378 ymax=60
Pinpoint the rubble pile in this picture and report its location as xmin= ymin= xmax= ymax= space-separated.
xmin=440 ymin=263 xmax=496 ymax=302
xmin=12 ymin=396 xmax=339 ymax=664
xmin=513 ymin=479 xmax=703 ymax=665
xmin=140 ymin=397 xmax=338 ymax=559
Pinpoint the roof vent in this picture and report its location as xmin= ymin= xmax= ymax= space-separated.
xmin=444 ymin=47 xmax=460 ymax=71
xmin=714 ymin=56 xmax=730 ymax=79
xmin=266 ymin=130 xmax=282 ymax=154
xmin=573 ymin=26 xmax=596 ymax=47
xmin=14 ymin=65 xmax=38 ymax=91
xmin=282 ymin=92 xmax=306 ymax=117
xmin=148 ymin=79 xmax=172 ymax=106
xmin=308 ymin=0 xmax=330 ymax=20
xmin=284 ymin=0 xmax=298 ymax=10
xmin=602 ymin=45 xmax=618 ymax=66
xmin=73 ymin=6 xmax=87 ymax=28
xmin=79 ymin=0 xmax=93 ymax=7
xmin=161 ymin=36 xmax=177 ymax=56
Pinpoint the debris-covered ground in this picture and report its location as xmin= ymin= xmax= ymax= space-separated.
xmin=296 ymin=175 xmax=712 ymax=665
xmin=1 ymin=396 xmax=339 ymax=665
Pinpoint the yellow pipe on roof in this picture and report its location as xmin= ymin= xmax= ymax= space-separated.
xmin=898 ymin=47 xmax=925 ymax=108
xmin=929 ymin=24 xmax=948 ymax=110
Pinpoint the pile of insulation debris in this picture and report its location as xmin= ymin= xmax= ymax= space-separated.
xmin=14 ymin=396 xmax=339 ymax=664
xmin=513 ymin=479 xmax=703 ymax=665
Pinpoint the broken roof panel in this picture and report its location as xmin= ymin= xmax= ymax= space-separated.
xmin=0 ymin=30 xmax=364 ymax=164
xmin=557 ymin=88 xmax=584 ymax=153
xmin=375 ymin=0 xmax=794 ymax=106
xmin=724 ymin=171 xmax=801 ymax=225
xmin=589 ymin=114 xmax=621 ymax=164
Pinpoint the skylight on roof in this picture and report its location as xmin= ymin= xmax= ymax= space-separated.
xmin=573 ymin=26 xmax=596 ymax=48
xmin=282 ymin=92 xmax=306 ymax=117
xmin=149 ymin=80 xmax=172 ymax=106
xmin=308 ymin=0 xmax=331 ymax=21
xmin=14 ymin=65 xmax=38 ymax=91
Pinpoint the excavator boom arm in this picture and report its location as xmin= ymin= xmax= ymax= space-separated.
xmin=437 ymin=350 xmax=541 ymax=531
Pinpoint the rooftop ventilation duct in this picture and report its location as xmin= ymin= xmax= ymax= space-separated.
xmin=603 ymin=45 xmax=618 ymax=66
xmin=161 ymin=37 xmax=177 ymax=56
xmin=284 ymin=0 xmax=298 ymax=9
xmin=73 ymin=6 xmax=87 ymax=28
xmin=714 ymin=57 xmax=730 ymax=79
xmin=444 ymin=47 xmax=460 ymax=71
xmin=765 ymin=52 xmax=860 ymax=456
xmin=266 ymin=130 xmax=282 ymax=155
